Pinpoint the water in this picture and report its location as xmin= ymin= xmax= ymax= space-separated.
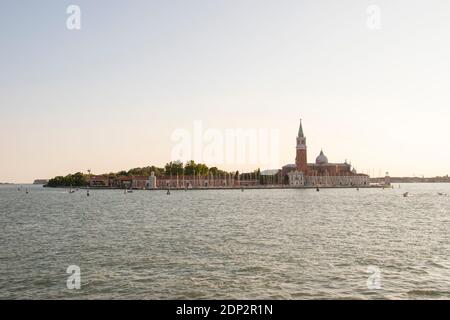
xmin=1 ymin=183 xmax=449 ymax=300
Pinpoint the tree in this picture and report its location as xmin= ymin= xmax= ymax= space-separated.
xmin=165 ymin=161 xmax=183 ymax=176
xmin=184 ymin=160 xmax=196 ymax=176
xmin=195 ymin=163 xmax=209 ymax=176
xmin=46 ymin=161 xmax=246 ymax=188
xmin=209 ymin=167 xmax=219 ymax=175
xmin=117 ymin=170 xmax=129 ymax=177
xmin=46 ymin=172 xmax=87 ymax=187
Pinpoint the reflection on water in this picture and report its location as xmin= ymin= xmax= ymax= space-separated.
xmin=0 ymin=183 xmax=449 ymax=299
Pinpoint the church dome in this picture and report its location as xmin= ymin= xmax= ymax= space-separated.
xmin=316 ymin=150 xmax=328 ymax=164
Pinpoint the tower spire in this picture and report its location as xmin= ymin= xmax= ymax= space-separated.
xmin=298 ymin=118 xmax=304 ymax=137
xmin=295 ymin=118 xmax=307 ymax=173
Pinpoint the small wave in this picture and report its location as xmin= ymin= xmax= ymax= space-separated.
xmin=237 ymin=265 xmax=272 ymax=273
xmin=428 ymin=260 xmax=450 ymax=269
xmin=407 ymin=289 xmax=447 ymax=297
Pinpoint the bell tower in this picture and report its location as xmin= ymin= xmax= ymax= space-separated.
xmin=295 ymin=119 xmax=308 ymax=173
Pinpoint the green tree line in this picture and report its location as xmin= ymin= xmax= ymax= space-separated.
xmin=46 ymin=172 xmax=87 ymax=187
xmin=46 ymin=161 xmax=262 ymax=187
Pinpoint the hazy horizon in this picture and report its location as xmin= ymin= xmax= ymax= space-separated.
xmin=1 ymin=0 xmax=450 ymax=183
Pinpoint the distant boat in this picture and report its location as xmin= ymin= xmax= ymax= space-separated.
xmin=167 ymin=189 xmax=171 ymax=195
xmin=316 ymin=187 xmax=320 ymax=192
xmin=438 ymin=192 xmax=447 ymax=196
xmin=403 ymin=192 xmax=409 ymax=197
xmin=25 ymin=188 xmax=29 ymax=194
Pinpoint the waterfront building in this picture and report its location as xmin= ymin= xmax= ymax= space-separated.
xmin=152 ymin=171 xmax=263 ymax=189
xmin=111 ymin=176 xmax=132 ymax=189
xmin=156 ymin=174 xmax=242 ymax=189
xmin=148 ymin=172 xmax=157 ymax=189
xmin=89 ymin=175 xmax=158 ymax=189
xmin=259 ymin=169 xmax=282 ymax=185
xmin=288 ymin=171 xmax=305 ymax=187
xmin=384 ymin=172 xmax=391 ymax=186
xmin=89 ymin=175 xmax=110 ymax=187
xmin=287 ymin=120 xmax=370 ymax=187
xmin=88 ymin=173 xmax=252 ymax=189
xmin=131 ymin=176 xmax=150 ymax=189
xmin=89 ymin=175 xmax=157 ymax=189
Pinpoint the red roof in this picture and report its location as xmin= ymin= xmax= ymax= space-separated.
xmin=131 ymin=175 xmax=149 ymax=180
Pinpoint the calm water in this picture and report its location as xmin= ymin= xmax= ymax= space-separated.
xmin=1 ymin=183 xmax=449 ymax=300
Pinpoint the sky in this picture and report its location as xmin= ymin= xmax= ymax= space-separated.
xmin=1 ymin=0 xmax=449 ymax=183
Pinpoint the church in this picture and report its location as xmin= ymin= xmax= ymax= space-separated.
xmin=284 ymin=119 xmax=370 ymax=187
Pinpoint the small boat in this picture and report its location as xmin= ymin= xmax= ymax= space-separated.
xmin=25 ymin=188 xmax=29 ymax=194
xmin=316 ymin=187 xmax=320 ymax=192
xmin=127 ymin=188 xmax=133 ymax=193
xmin=87 ymin=190 xmax=90 ymax=197
xmin=403 ymin=192 xmax=409 ymax=197
xmin=438 ymin=192 xmax=447 ymax=196
xmin=167 ymin=189 xmax=171 ymax=195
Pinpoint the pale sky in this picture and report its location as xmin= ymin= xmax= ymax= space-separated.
xmin=1 ymin=0 xmax=449 ymax=183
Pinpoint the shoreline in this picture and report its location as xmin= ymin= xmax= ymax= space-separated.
xmin=44 ymin=185 xmax=387 ymax=191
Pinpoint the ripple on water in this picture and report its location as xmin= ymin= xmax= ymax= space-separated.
xmin=0 ymin=183 xmax=450 ymax=299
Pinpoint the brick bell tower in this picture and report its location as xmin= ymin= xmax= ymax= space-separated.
xmin=295 ymin=119 xmax=308 ymax=173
